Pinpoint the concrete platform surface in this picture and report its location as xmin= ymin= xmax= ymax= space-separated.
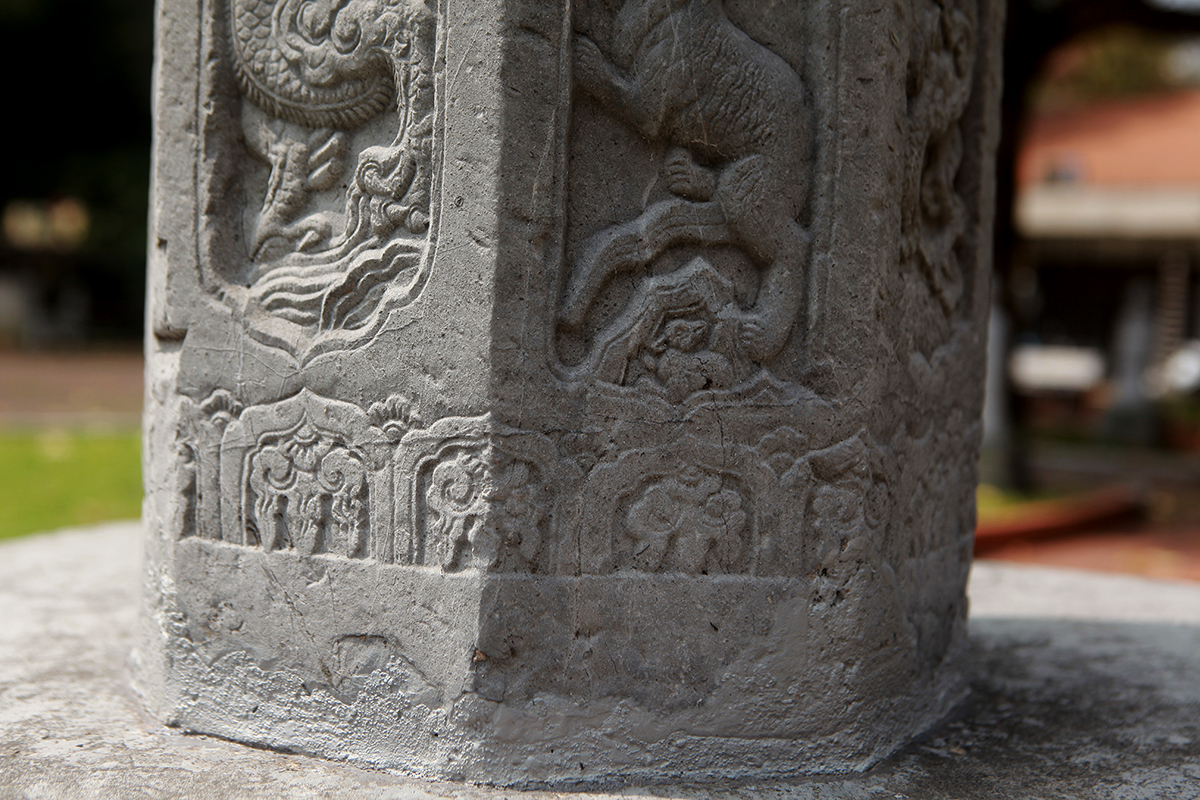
xmin=1 ymin=523 xmax=1198 ymax=800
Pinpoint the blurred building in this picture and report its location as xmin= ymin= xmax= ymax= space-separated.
xmin=1012 ymin=88 xmax=1200 ymax=438
xmin=0 ymin=0 xmax=152 ymax=348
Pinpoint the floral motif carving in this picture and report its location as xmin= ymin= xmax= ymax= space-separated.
xmin=245 ymin=423 xmax=370 ymax=557
xmin=902 ymin=0 xmax=977 ymax=314
xmin=212 ymin=390 xmax=395 ymax=560
xmin=623 ymin=467 xmax=748 ymax=574
xmin=367 ymin=393 xmax=421 ymax=441
xmin=179 ymin=400 xmax=568 ymax=571
xmin=199 ymin=389 xmax=245 ymax=426
xmin=421 ymin=446 xmax=489 ymax=569
xmin=571 ymin=423 xmax=896 ymax=578
xmin=421 ymin=450 xmax=548 ymax=572
xmin=575 ymin=431 xmax=789 ymax=575
xmin=398 ymin=418 xmax=561 ymax=573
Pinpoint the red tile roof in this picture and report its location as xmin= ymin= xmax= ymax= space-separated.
xmin=1019 ymin=90 xmax=1200 ymax=188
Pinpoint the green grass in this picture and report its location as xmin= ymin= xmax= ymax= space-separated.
xmin=976 ymin=483 xmax=1072 ymax=525
xmin=0 ymin=429 xmax=141 ymax=541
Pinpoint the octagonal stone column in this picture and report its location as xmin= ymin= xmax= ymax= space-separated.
xmin=135 ymin=0 xmax=1002 ymax=786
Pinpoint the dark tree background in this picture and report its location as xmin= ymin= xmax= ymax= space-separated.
xmin=1 ymin=0 xmax=1199 ymax=346
xmin=0 ymin=0 xmax=154 ymax=342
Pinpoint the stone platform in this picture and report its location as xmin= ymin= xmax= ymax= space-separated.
xmin=1 ymin=522 xmax=1198 ymax=799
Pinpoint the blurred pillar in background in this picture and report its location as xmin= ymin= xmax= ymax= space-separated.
xmin=979 ymin=301 xmax=1010 ymax=486
xmin=1104 ymin=278 xmax=1158 ymax=443
xmin=1153 ymin=249 xmax=1190 ymax=375
xmin=1194 ymin=260 xmax=1200 ymax=339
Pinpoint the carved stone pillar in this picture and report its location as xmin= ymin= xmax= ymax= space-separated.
xmin=136 ymin=0 xmax=1002 ymax=786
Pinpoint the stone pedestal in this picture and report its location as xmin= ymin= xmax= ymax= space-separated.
xmin=137 ymin=0 xmax=1002 ymax=785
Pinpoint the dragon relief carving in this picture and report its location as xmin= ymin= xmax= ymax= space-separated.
xmin=228 ymin=0 xmax=436 ymax=340
xmin=902 ymin=0 xmax=976 ymax=314
xmin=562 ymin=0 xmax=814 ymax=388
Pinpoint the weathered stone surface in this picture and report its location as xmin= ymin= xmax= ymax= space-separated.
xmin=7 ymin=525 xmax=1200 ymax=799
xmin=138 ymin=0 xmax=1002 ymax=785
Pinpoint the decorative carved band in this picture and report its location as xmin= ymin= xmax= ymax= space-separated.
xmin=177 ymin=390 xmax=894 ymax=578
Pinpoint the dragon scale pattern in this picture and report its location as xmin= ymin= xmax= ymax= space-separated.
xmin=231 ymin=0 xmax=398 ymax=130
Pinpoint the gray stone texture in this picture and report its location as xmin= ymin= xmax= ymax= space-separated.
xmin=6 ymin=524 xmax=1200 ymax=798
xmin=139 ymin=0 xmax=1002 ymax=785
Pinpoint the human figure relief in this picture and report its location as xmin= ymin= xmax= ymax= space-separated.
xmin=562 ymin=0 xmax=813 ymax=362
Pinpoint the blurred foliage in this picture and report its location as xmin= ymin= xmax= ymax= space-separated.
xmin=0 ymin=429 xmax=141 ymax=540
xmin=977 ymin=484 xmax=1068 ymax=525
xmin=1031 ymin=26 xmax=1181 ymax=110
xmin=1161 ymin=393 xmax=1200 ymax=425
xmin=0 ymin=0 xmax=154 ymax=341
xmin=1160 ymin=393 xmax=1200 ymax=450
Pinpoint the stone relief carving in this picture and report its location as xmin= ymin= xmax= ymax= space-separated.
xmin=218 ymin=390 xmax=395 ymax=559
xmin=226 ymin=0 xmax=437 ymax=349
xmin=803 ymin=435 xmax=887 ymax=575
xmin=146 ymin=0 xmax=997 ymax=777
xmin=570 ymin=257 xmax=753 ymax=399
xmin=420 ymin=445 xmax=490 ymax=569
xmin=582 ymin=431 xmax=784 ymax=575
xmin=172 ymin=393 xmax=889 ymax=582
xmin=421 ymin=449 xmax=549 ymax=572
xmin=623 ymin=466 xmax=748 ymax=574
xmin=244 ymin=423 xmax=371 ymax=557
xmin=165 ymin=1 xmax=971 ymax=584
xmin=177 ymin=390 xmax=245 ymax=541
xmin=367 ymin=393 xmax=422 ymax=441
xmin=902 ymin=0 xmax=976 ymax=314
xmin=178 ymin=395 xmax=567 ymax=572
xmin=567 ymin=426 xmax=891 ymax=578
xmin=560 ymin=0 xmax=814 ymax=384
xmin=180 ymin=402 xmax=892 ymax=578
xmin=398 ymin=418 xmax=560 ymax=573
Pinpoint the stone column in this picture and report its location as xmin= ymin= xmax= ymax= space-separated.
xmin=135 ymin=0 xmax=1002 ymax=786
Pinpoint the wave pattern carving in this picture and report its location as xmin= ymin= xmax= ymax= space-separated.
xmin=225 ymin=0 xmax=437 ymax=355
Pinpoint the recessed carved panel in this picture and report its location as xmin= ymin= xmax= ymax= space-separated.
xmin=211 ymin=0 xmax=439 ymax=358
xmin=217 ymin=389 xmax=395 ymax=559
xmin=418 ymin=447 xmax=549 ymax=572
xmin=177 ymin=390 xmax=245 ymax=542
xmin=178 ymin=397 xmax=572 ymax=572
xmin=244 ymin=424 xmax=371 ymax=557
xmin=579 ymin=431 xmax=787 ymax=575
xmin=621 ymin=467 xmax=749 ymax=574
xmin=395 ymin=417 xmax=562 ymax=573
xmin=557 ymin=0 xmax=815 ymax=391
xmin=901 ymin=0 xmax=977 ymax=315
